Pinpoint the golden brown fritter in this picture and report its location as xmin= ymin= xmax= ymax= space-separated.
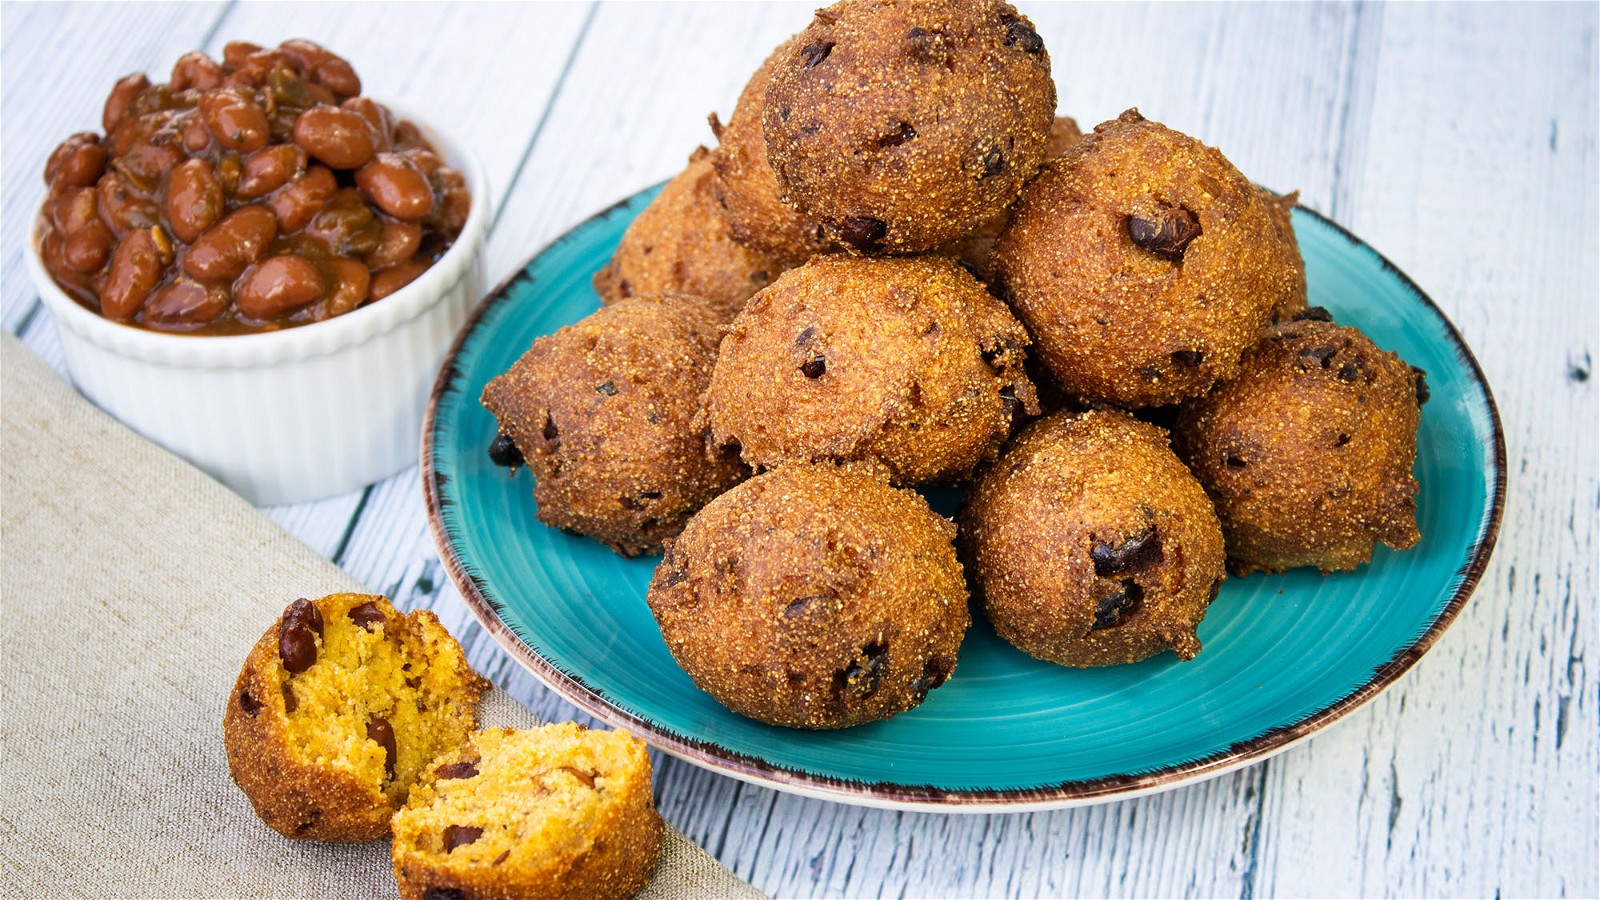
xmin=646 ymin=462 xmax=969 ymax=729
xmin=703 ymin=254 xmax=1038 ymax=485
xmin=1173 ymin=314 xmax=1424 ymax=575
xmin=481 ymin=295 xmax=747 ymax=557
xmin=709 ymin=36 xmax=834 ymax=265
xmin=224 ymin=594 xmax=489 ymax=842
xmin=994 ymin=109 xmax=1304 ymax=407
xmin=941 ymin=115 xmax=1087 ymax=282
xmin=1262 ymin=188 xmax=1309 ymax=322
xmin=390 ymin=725 xmax=662 ymax=900
xmin=762 ymin=0 xmax=1056 ymax=254
xmin=592 ymin=147 xmax=787 ymax=323
xmin=961 ymin=409 xmax=1226 ymax=667
xmin=1046 ymin=114 xmax=1086 ymax=158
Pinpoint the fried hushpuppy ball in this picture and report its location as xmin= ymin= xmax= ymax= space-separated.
xmin=481 ymin=295 xmax=747 ymax=557
xmin=762 ymin=0 xmax=1056 ymax=254
xmin=995 ymin=109 xmax=1305 ymax=407
xmin=592 ymin=147 xmax=786 ymax=323
xmin=1262 ymin=188 xmax=1309 ymax=323
xmin=942 ymin=115 xmax=1088 ymax=282
xmin=962 ymin=410 xmax=1226 ymax=667
xmin=703 ymin=254 xmax=1038 ymax=485
xmin=224 ymin=594 xmax=490 ymax=842
xmin=709 ymin=36 xmax=833 ymax=265
xmin=1046 ymin=115 xmax=1087 ymax=158
xmin=1173 ymin=314 xmax=1425 ymax=575
xmin=647 ymin=462 xmax=969 ymax=729
xmin=391 ymin=725 xmax=662 ymax=900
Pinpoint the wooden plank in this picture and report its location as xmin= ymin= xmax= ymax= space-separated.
xmin=1 ymin=2 xmax=226 ymax=334
xmin=479 ymin=1 xmax=802 ymax=285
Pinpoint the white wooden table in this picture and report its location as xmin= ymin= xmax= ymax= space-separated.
xmin=4 ymin=3 xmax=1594 ymax=896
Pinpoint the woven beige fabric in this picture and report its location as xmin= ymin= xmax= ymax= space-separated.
xmin=0 ymin=335 xmax=763 ymax=900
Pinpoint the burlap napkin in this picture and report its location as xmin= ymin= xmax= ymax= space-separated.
xmin=0 ymin=334 xmax=763 ymax=899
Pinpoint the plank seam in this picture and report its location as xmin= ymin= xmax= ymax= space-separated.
xmin=487 ymin=1 xmax=601 ymax=236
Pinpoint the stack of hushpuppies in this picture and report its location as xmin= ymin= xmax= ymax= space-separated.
xmin=483 ymin=0 xmax=1427 ymax=730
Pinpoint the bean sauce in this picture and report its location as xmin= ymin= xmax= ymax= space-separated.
xmin=38 ymin=39 xmax=471 ymax=335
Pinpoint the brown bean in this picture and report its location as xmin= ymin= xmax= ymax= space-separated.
xmin=103 ymin=73 xmax=150 ymax=133
xmin=1089 ymin=526 xmax=1162 ymax=575
xmin=312 ymin=58 xmax=361 ymax=99
xmin=169 ymin=51 xmax=224 ymax=92
xmin=434 ymin=760 xmax=479 ymax=780
xmin=180 ymin=114 xmax=212 ymax=153
xmin=277 ymin=38 xmax=335 ymax=70
xmin=356 ymin=153 xmax=433 ymax=220
xmin=370 ymin=259 xmax=429 ymax=300
xmin=366 ymin=217 xmax=421 ymax=269
xmin=184 ymin=204 xmax=277 ymax=283
xmin=278 ymin=597 xmax=323 ymax=673
xmin=323 ymin=257 xmax=371 ymax=317
xmin=487 ymin=434 xmax=523 ymax=468
xmin=1002 ymin=16 xmax=1045 ymax=55
xmin=347 ymin=600 xmax=385 ymax=632
xmin=365 ymin=715 xmax=397 ymax=781
xmin=306 ymin=188 xmax=382 ymax=256
xmin=112 ymin=134 xmax=185 ymax=192
xmin=39 ymin=231 xmax=71 ymax=290
xmin=199 ymin=88 xmax=270 ymax=153
xmin=107 ymin=116 xmax=146 ymax=158
xmin=403 ymin=147 xmax=442 ymax=178
xmin=63 ymin=221 xmax=114 ymax=274
xmin=51 ymin=186 xmax=99 ymax=235
xmin=101 ymin=229 xmax=164 ymax=320
xmin=432 ymin=169 xmax=471 ymax=234
xmin=44 ymin=133 xmax=107 ymax=189
xmin=837 ymin=216 xmax=887 ymax=250
xmin=235 ymin=253 xmax=326 ymax=319
xmin=143 ymin=279 xmax=228 ymax=329
xmin=164 ymin=159 xmax=223 ymax=242
xmin=271 ymin=165 xmax=336 ymax=233
xmin=222 ymin=41 xmax=264 ymax=68
xmin=341 ymin=97 xmax=393 ymax=151
xmin=391 ymin=120 xmax=427 ymax=152
xmin=279 ymin=39 xmax=362 ymax=99
xmin=800 ymin=40 xmax=834 ymax=68
xmin=96 ymin=173 xmax=160 ymax=236
xmin=293 ymin=106 xmax=376 ymax=170
xmin=1128 ymin=205 xmax=1201 ymax=258
xmin=225 ymin=48 xmax=292 ymax=89
xmin=236 ymin=144 xmax=306 ymax=200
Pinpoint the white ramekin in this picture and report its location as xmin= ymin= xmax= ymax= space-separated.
xmin=25 ymin=104 xmax=489 ymax=506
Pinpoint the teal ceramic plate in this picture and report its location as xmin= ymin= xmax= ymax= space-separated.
xmin=424 ymin=186 xmax=1504 ymax=810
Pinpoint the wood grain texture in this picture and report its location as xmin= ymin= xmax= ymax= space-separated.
xmin=2 ymin=3 xmax=1593 ymax=897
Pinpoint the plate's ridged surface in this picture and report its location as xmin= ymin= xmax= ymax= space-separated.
xmin=424 ymin=187 xmax=1503 ymax=808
